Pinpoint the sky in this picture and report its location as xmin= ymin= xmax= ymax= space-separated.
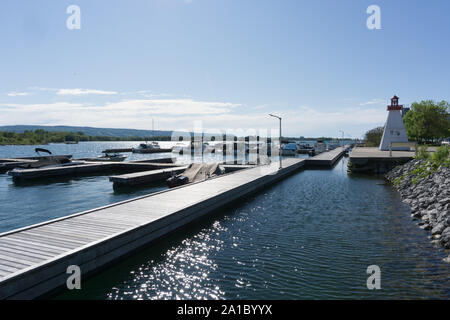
xmin=0 ymin=0 xmax=449 ymax=138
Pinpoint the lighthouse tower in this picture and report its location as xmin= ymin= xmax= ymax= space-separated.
xmin=379 ymin=95 xmax=409 ymax=151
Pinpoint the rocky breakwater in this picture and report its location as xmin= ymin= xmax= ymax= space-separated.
xmin=385 ymin=159 xmax=450 ymax=262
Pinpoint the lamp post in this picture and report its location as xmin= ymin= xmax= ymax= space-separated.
xmin=339 ymin=130 xmax=344 ymax=149
xmin=269 ymin=114 xmax=282 ymax=169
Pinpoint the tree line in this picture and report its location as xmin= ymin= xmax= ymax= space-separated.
xmin=0 ymin=129 xmax=172 ymax=145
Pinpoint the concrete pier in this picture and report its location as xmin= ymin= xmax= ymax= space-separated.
xmin=348 ymin=147 xmax=415 ymax=173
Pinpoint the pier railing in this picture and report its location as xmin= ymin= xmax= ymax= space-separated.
xmin=389 ymin=142 xmax=418 ymax=157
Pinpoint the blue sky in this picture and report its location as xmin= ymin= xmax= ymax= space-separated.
xmin=0 ymin=0 xmax=449 ymax=138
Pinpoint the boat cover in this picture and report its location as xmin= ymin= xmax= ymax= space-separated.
xmin=182 ymin=162 xmax=225 ymax=183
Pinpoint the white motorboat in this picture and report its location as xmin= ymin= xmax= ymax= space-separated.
xmin=314 ymin=140 xmax=327 ymax=154
xmin=132 ymin=141 xmax=161 ymax=153
xmin=281 ymin=143 xmax=297 ymax=156
xmin=296 ymin=142 xmax=314 ymax=154
xmin=327 ymin=140 xmax=341 ymax=150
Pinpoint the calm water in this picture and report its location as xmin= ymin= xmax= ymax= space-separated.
xmin=0 ymin=142 xmax=448 ymax=299
xmin=0 ymin=141 xmax=254 ymax=232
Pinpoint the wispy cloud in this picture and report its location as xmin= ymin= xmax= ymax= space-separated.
xmin=359 ymin=99 xmax=386 ymax=106
xmin=56 ymin=88 xmax=118 ymax=96
xmin=7 ymin=91 xmax=30 ymax=97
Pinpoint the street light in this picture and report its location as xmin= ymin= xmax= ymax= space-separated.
xmin=269 ymin=114 xmax=282 ymax=169
xmin=339 ymin=130 xmax=344 ymax=149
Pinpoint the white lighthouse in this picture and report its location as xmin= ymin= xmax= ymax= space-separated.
xmin=379 ymin=95 xmax=409 ymax=151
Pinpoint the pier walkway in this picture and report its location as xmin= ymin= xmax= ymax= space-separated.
xmin=0 ymin=158 xmax=305 ymax=299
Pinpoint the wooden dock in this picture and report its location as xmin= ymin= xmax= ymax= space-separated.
xmin=0 ymin=158 xmax=305 ymax=299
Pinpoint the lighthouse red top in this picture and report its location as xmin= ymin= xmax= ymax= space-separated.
xmin=387 ymin=95 xmax=403 ymax=111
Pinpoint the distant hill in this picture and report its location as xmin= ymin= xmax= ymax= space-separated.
xmin=0 ymin=125 xmax=173 ymax=138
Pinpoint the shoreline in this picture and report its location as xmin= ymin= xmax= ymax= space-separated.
xmin=385 ymin=159 xmax=450 ymax=263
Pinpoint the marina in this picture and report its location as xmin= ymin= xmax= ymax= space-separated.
xmin=2 ymin=0 xmax=449 ymax=304
xmin=0 ymin=141 xmax=448 ymax=300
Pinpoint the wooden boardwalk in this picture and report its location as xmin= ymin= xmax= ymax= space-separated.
xmin=0 ymin=158 xmax=305 ymax=299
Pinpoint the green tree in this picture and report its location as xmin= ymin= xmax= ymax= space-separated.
xmin=403 ymin=100 xmax=450 ymax=144
xmin=364 ymin=126 xmax=384 ymax=147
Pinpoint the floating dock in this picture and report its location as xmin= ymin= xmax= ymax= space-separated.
xmin=348 ymin=147 xmax=415 ymax=173
xmin=305 ymin=146 xmax=348 ymax=167
xmin=109 ymin=164 xmax=255 ymax=188
xmin=110 ymin=166 xmax=189 ymax=187
xmin=8 ymin=158 xmax=178 ymax=180
xmin=101 ymin=148 xmax=172 ymax=154
xmin=0 ymin=158 xmax=305 ymax=299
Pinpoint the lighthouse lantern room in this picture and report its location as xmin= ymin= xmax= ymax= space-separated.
xmin=379 ymin=95 xmax=409 ymax=151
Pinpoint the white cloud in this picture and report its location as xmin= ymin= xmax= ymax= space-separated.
xmin=102 ymin=99 xmax=240 ymax=115
xmin=7 ymin=92 xmax=30 ymax=97
xmin=56 ymin=88 xmax=118 ymax=95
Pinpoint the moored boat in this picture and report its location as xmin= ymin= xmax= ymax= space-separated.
xmin=313 ymin=140 xmax=327 ymax=155
xmin=166 ymin=162 xmax=225 ymax=188
xmin=132 ymin=141 xmax=162 ymax=153
xmin=81 ymin=153 xmax=127 ymax=162
xmin=281 ymin=143 xmax=297 ymax=156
